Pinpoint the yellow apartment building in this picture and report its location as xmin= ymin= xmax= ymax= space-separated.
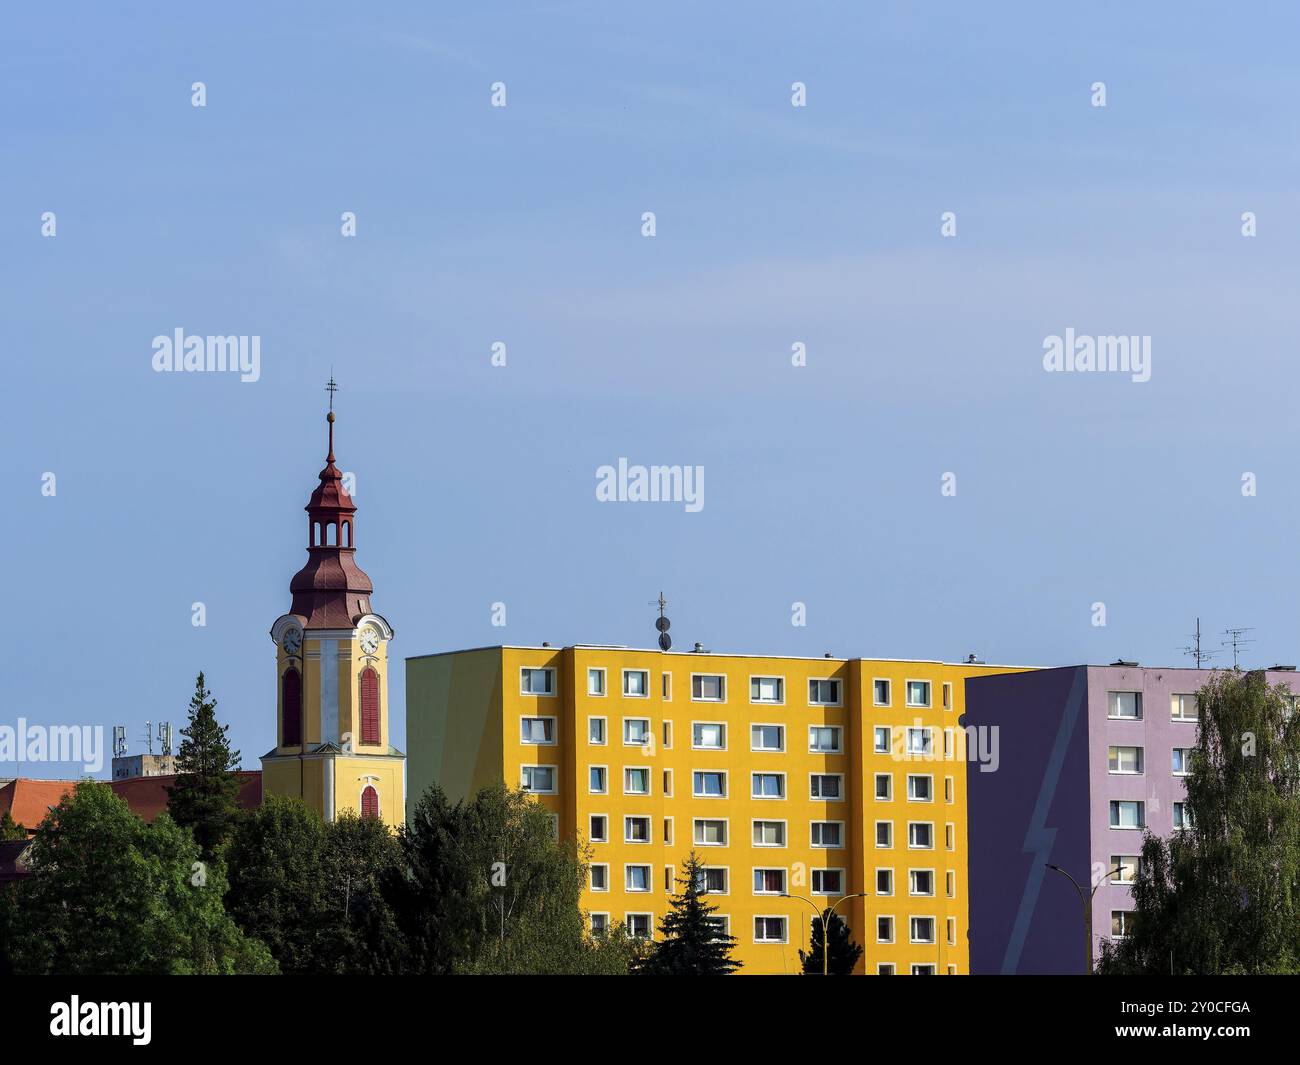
xmin=406 ymin=645 xmax=1027 ymax=974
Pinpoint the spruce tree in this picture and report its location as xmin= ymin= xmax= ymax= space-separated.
xmin=637 ymin=851 xmax=741 ymax=974
xmin=166 ymin=672 xmax=243 ymax=860
xmin=799 ymin=913 xmax=864 ymax=975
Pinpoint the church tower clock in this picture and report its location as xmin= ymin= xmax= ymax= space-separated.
xmin=262 ymin=386 xmax=405 ymax=825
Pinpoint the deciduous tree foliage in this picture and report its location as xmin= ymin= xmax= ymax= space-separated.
xmin=1100 ymin=670 xmax=1300 ymax=974
xmin=7 ymin=781 xmax=275 ymax=974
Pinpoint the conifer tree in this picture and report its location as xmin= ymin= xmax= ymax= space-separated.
xmin=166 ymin=672 xmax=243 ymax=859
xmin=637 ymin=851 xmax=741 ymax=975
xmin=799 ymin=913 xmax=864 ymax=975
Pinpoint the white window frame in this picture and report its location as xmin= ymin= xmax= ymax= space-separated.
xmin=909 ymin=868 xmax=936 ymax=897
xmin=1170 ymin=693 xmax=1199 ymax=722
xmin=692 ymin=817 xmax=729 ymax=847
xmin=810 ymin=773 xmax=845 ymax=801
xmin=589 ymin=912 xmax=610 ymax=933
xmin=625 ymin=912 xmax=653 ymax=939
xmin=1172 ymin=748 xmax=1192 ymax=776
xmin=751 ymin=867 xmax=787 ymax=896
xmin=519 ymin=764 xmax=556 ymax=794
xmin=588 ymin=764 xmax=608 ymax=795
xmin=699 ymin=866 xmax=730 ymax=896
xmin=876 ymin=915 xmax=895 ymax=944
xmin=808 ymin=724 xmax=842 ymax=754
xmin=875 ymin=867 xmax=894 ymax=896
xmin=873 ymin=677 xmax=892 ymax=707
xmin=589 ymin=813 xmax=608 ymax=843
xmin=753 ymin=915 xmax=788 ymax=944
xmin=692 ymin=769 xmax=728 ymax=799
xmin=904 ymin=679 xmax=932 ymax=708
xmin=519 ymin=667 xmax=557 ymax=697
xmin=519 ymin=715 xmax=556 ymax=745
xmin=810 ymin=868 xmax=846 ymax=896
xmin=1107 ymin=691 xmax=1143 ymax=720
xmin=690 ymin=673 xmax=727 ymax=703
xmin=909 ymin=915 xmax=937 ymax=944
xmin=624 ymin=864 xmax=653 ymax=893
xmin=691 ymin=721 xmax=727 ymax=751
xmin=751 ymin=771 xmax=786 ymax=800
xmin=623 ymin=765 xmax=651 ymax=796
xmin=586 ymin=667 xmax=607 ymax=697
xmin=808 ymin=677 xmax=843 ymax=707
xmin=907 ymin=821 xmax=935 ymax=850
xmin=875 ymin=820 xmax=893 ymax=848
xmin=587 ymin=715 xmax=607 ymax=746
xmin=1109 ymin=800 xmax=1145 ymax=830
xmin=905 ymin=727 xmax=933 ymax=757
xmin=622 ymin=717 xmax=651 ymax=746
xmin=751 ymin=819 xmax=787 ymax=848
xmin=874 ymin=772 xmax=893 ymax=802
xmin=907 ymin=773 xmax=934 ymax=803
xmin=1108 ymin=745 xmax=1144 ymax=775
xmin=624 ymin=815 xmax=652 ymax=844
xmin=751 ymin=722 xmax=786 ymax=753
xmin=873 ymin=726 xmax=891 ymax=754
xmin=810 ymin=820 xmax=845 ymax=849
xmin=749 ymin=675 xmax=785 ymax=704
xmin=622 ymin=669 xmax=650 ymax=698
xmin=589 ymin=863 xmax=610 ymax=892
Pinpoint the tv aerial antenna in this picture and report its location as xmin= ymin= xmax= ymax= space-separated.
xmin=651 ymin=592 xmax=671 ymax=652
xmin=1221 ymin=626 xmax=1255 ymax=669
xmin=1178 ymin=617 xmax=1221 ymax=669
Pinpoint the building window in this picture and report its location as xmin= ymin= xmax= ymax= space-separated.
xmin=360 ymin=785 xmax=379 ymax=819
xmin=874 ymin=726 xmax=891 ymax=754
xmin=910 ymin=916 xmax=936 ymax=944
xmin=589 ymin=766 xmax=607 ymax=794
xmin=282 ymin=667 xmax=302 ymax=747
xmin=907 ymin=774 xmax=933 ymax=802
xmin=662 ymin=720 xmax=672 ymax=748
xmin=590 ymin=913 xmax=609 ymax=933
xmin=1111 ymin=911 xmax=1135 ymax=938
xmin=626 ymin=913 xmax=652 ymax=939
xmin=625 ymin=865 xmax=652 ymax=892
xmin=911 ymin=964 xmax=936 ymax=976
xmin=520 ymin=766 xmax=556 ymax=793
xmin=589 ymin=815 xmax=607 ymax=842
xmin=1108 ymin=745 xmax=1143 ymax=775
xmin=359 ymin=667 xmax=380 ymax=745
xmin=808 ymin=678 xmax=841 ymax=706
xmin=662 ymin=673 xmax=672 ymax=700
xmin=1108 ymin=691 xmax=1142 ymax=720
xmin=624 ymin=767 xmax=650 ymax=795
xmin=908 ymin=822 xmax=934 ymax=849
xmin=697 ymin=867 xmax=729 ymax=894
xmin=664 ymin=816 xmax=674 ymax=844
xmin=691 ymin=674 xmax=726 ymax=701
xmin=1172 ymin=748 xmax=1193 ymax=776
xmin=520 ymin=716 xmax=555 ymax=745
xmin=874 ymin=773 xmax=892 ymax=801
xmin=590 ymin=864 xmax=609 ymax=891
xmin=943 ymin=682 xmax=953 ymax=710
xmin=810 ymin=774 xmax=843 ymax=800
xmin=945 ymin=776 xmax=954 ymax=803
xmin=752 ymin=820 xmax=786 ymax=847
xmin=910 ymin=869 xmax=935 ymax=896
xmin=623 ymin=718 xmax=650 ymax=746
xmin=751 ymin=724 xmax=784 ymax=752
xmin=905 ymin=728 xmax=932 ymax=756
xmin=905 ymin=680 xmax=932 ymax=708
xmin=694 ymin=818 xmax=727 ymax=846
xmin=587 ymin=668 xmax=606 ymax=696
xmin=1109 ymin=800 xmax=1145 ymax=830
xmin=751 ymin=676 xmax=784 ymax=703
xmin=625 ymin=816 xmax=651 ymax=843
xmin=1110 ymin=855 xmax=1141 ymax=884
xmin=752 ymin=772 xmax=785 ymax=799
xmin=588 ymin=717 xmax=606 ymax=745
xmin=809 ymin=725 xmax=841 ymax=753
xmin=754 ymin=916 xmax=787 ymax=944
xmin=753 ymin=869 xmax=786 ymax=895
xmin=945 ymin=822 xmax=955 ymax=850
xmin=811 ymin=869 xmax=844 ymax=895
xmin=692 ymin=722 xmax=726 ymax=749
xmin=520 ymin=667 xmax=555 ymax=696
xmin=873 ymin=678 xmax=891 ymax=706
xmin=693 ymin=771 xmax=727 ymax=798
xmin=1173 ymin=802 xmax=1192 ymax=831
xmin=877 ymin=963 xmax=896 ymax=975
xmin=663 ymin=769 xmax=673 ymax=796
xmin=875 ymin=821 xmax=893 ymax=848
xmin=1170 ymin=693 xmax=1199 ymax=721
xmin=811 ymin=821 xmax=843 ymax=848
xmin=875 ymin=868 xmax=894 ymax=896
xmin=876 ymin=916 xmax=894 ymax=944
xmin=623 ymin=670 xmax=649 ymax=697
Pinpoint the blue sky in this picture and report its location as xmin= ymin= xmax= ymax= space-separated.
xmin=6 ymin=2 xmax=1300 ymax=774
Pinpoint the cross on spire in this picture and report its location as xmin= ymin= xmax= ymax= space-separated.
xmin=325 ymin=374 xmax=339 ymax=412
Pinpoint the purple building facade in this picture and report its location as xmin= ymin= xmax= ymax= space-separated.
xmin=965 ymin=663 xmax=1300 ymax=974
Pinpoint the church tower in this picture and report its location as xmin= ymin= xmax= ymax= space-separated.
xmin=262 ymin=386 xmax=405 ymax=825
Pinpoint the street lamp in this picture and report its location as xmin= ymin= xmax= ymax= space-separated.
xmin=781 ymin=891 xmax=870 ymax=976
xmin=1045 ymin=863 xmax=1126 ymax=975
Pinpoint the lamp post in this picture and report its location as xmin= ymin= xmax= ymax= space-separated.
xmin=781 ymin=891 xmax=870 ymax=976
xmin=1045 ymin=863 xmax=1126 ymax=975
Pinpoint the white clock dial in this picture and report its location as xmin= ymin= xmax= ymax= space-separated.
xmin=282 ymin=628 xmax=302 ymax=655
xmin=359 ymin=627 xmax=379 ymax=655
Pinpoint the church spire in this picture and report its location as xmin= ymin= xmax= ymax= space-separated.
xmin=287 ymin=383 xmax=376 ymax=628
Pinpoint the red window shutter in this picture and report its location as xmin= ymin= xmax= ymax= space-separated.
xmin=361 ymin=785 xmax=379 ymax=819
xmin=282 ymin=668 xmax=302 ymax=746
xmin=360 ymin=668 xmax=380 ymax=745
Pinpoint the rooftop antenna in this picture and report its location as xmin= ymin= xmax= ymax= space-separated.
xmin=651 ymin=592 xmax=672 ymax=651
xmin=159 ymin=722 xmax=173 ymax=757
xmin=112 ymin=725 xmax=127 ymax=759
xmin=144 ymin=720 xmax=154 ymax=755
xmin=1179 ymin=617 xmax=1221 ymax=669
xmin=1221 ymin=627 xmax=1255 ymax=670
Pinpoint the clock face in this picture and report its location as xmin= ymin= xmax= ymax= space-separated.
xmin=359 ymin=627 xmax=379 ymax=655
xmin=282 ymin=628 xmax=302 ymax=655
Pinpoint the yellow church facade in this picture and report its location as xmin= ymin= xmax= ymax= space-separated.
xmin=407 ymin=643 xmax=1026 ymax=974
xmin=262 ymin=400 xmax=405 ymax=826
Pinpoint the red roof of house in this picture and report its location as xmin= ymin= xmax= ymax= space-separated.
xmin=0 ymin=772 xmax=262 ymax=830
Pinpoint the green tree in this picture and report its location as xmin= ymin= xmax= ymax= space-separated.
xmin=320 ymin=810 xmax=406 ymax=973
xmin=799 ymin=913 xmax=864 ymax=975
xmin=390 ymin=782 xmax=639 ymax=974
xmin=166 ymin=671 xmax=244 ymax=859
xmin=8 ymin=781 xmax=275 ymax=974
xmin=0 ymin=811 xmax=26 ymax=841
xmin=1100 ymin=670 xmax=1300 ymax=974
xmin=637 ymin=851 xmax=740 ymax=975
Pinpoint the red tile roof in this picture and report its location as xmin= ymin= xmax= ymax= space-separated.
xmin=0 ymin=778 xmax=78 ymax=832
xmin=0 ymin=772 xmax=262 ymax=831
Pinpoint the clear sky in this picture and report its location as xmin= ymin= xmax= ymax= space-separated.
xmin=6 ymin=2 xmax=1300 ymax=775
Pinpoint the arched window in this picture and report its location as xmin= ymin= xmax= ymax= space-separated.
xmin=360 ymin=668 xmax=380 ymax=745
xmin=282 ymin=667 xmax=302 ymax=746
xmin=326 ymin=522 xmax=337 ymax=546
xmin=361 ymin=785 xmax=379 ymax=819
xmin=343 ymin=520 xmax=351 ymax=547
